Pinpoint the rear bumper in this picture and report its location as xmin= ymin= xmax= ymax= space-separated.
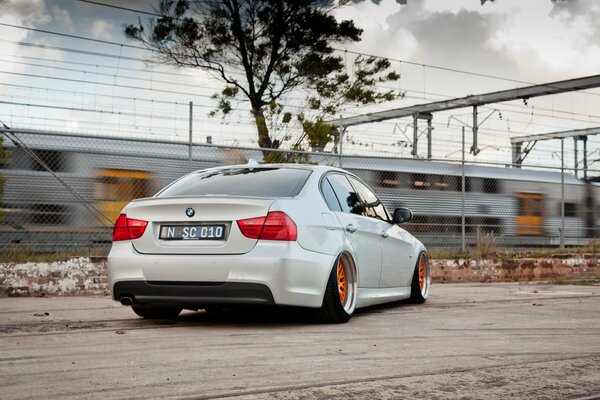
xmin=113 ymin=281 xmax=275 ymax=307
xmin=108 ymin=240 xmax=336 ymax=308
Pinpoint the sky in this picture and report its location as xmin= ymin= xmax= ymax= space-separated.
xmin=0 ymin=0 xmax=599 ymax=173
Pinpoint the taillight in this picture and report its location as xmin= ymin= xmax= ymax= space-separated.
xmin=112 ymin=213 xmax=148 ymax=242
xmin=112 ymin=214 xmax=129 ymax=241
xmin=127 ymin=218 xmax=148 ymax=239
xmin=260 ymin=212 xmax=297 ymax=241
xmin=237 ymin=216 xmax=266 ymax=239
xmin=237 ymin=211 xmax=297 ymax=241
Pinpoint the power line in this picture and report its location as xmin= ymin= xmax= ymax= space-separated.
xmin=0 ymin=58 xmax=216 ymax=91
xmin=0 ymin=82 xmax=185 ymax=107
xmin=334 ymin=48 xmax=536 ymax=87
xmin=71 ymin=0 xmax=600 ymax=93
xmin=0 ymin=70 xmax=215 ymax=99
xmin=76 ymin=0 xmax=159 ymax=17
xmin=0 ymin=22 xmax=148 ymax=51
xmin=5 ymin=22 xmax=600 ymax=108
xmin=0 ymin=39 xmax=144 ymax=62
xmin=0 ymin=100 xmax=190 ymax=121
xmin=5 ymin=54 xmax=199 ymax=78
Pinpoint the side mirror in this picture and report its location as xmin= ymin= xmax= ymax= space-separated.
xmin=393 ymin=207 xmax=413 ymax=224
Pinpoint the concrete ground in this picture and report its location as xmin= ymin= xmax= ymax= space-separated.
xmin=0 ymin=283 xmax=599 ymax=400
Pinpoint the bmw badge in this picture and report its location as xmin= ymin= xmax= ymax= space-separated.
xmin=186 ymin=208 xmax=195 ymax=217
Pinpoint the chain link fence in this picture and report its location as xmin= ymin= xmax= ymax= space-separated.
xmin=1 ymin=128 xmax=599 ymax=255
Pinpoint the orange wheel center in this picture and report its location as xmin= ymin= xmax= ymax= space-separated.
xmin=418 ymin=259 xmax=425 ymax=291
xmin=337 ymin=261 xmax=347 ymax=304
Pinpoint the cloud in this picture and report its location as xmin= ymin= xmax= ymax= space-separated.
xmin=0 ymin=0 xmax=50 ymax=76
xmin=89 ymin=19 xmax=115 ymax=41
xmin=0 ymin=0 xmax=46 ymax=20
xmin=336 ymin=0 xmax=600 ymax=91
xmin=51 ymin=6 xmax=73 ymax=31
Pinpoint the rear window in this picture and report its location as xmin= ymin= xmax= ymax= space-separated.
xmin=157 ymin=167 xmax=312 ymax=198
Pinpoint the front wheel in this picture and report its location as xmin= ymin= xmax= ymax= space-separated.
xmin=315 ymin=253 xmax=357 ymax=323
xmin=131 ymin=304 xmax=182 ymax=319
xmin=409 ymin=252 xmax=431 ymax=304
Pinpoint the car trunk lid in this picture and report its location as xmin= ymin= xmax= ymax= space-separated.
xmin=125 ymin=196 xmax=275 ymax=255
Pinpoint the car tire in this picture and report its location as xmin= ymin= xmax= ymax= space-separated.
xmin=315 ymin=253 xmax=357 ymax=323
xmin=409 ymin=252 xmax=430 ymax=304
xmin=131 ymin=304 xmax=182 ymax=319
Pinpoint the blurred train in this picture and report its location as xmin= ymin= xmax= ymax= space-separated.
xmin=1 ymin=129 xmax=599 ymax=251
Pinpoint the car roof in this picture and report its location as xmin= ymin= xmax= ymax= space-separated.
xmin=195 ymin=163 xmax=344 ymax=174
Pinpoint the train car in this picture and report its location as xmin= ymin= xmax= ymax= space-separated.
xmin=0 ymin=129 xmax=597 ymax=251
xmin=342 ymin=156 xmax=591 ymax=248
xmin=0 ymin=130 xmax=228 ymax=250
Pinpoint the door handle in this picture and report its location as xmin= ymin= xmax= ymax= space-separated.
xmin=345 ymin=224 xmax=357 ymax=233
xmin=380 ymin=231 xmax=390 ymax=238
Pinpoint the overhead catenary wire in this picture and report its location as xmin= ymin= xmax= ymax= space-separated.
xmin=65 ymin=1 xmax=576 ymax=89
xmin=2 ymin=8 xmax=599 ymax=160
xmin=4 ymin=12 xmax=600 ymax=101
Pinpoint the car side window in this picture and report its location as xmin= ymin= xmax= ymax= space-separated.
xmin=327 ymin=174 xmax=364 ymax=215
xmin=348 ymin=176 xmax=389 ymax=221
xmin=320 ymin=177 xmax=342 ymax=212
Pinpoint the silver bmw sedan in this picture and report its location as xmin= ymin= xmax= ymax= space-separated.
xmin=108 ymin=163 xmax=430 ymax=323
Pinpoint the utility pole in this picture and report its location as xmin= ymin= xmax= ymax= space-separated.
xmin=188 ymin=101 xmax=193 ymax=173
xmin=461 ymin=126 xmax=466 ymax=253
xmin=560 ymin=139 xmax=565 ymax=249
xmin=339 ymin=115 xmax=344 ymax=168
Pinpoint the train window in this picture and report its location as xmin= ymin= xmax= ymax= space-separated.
xmin=466 ymin=177 xmax=499 ymax=193
xmin=561 ymin=202 xmax=577 ymax=217
xmin=482 ymin=178 xmax=500 ymax=193
xmin=28 ymin=204 xmax=70 ymax=225
xmin=434 ymin=175 xmax=460 ymax=191
xmin=410 ymin=174 xmax=460 ymax=191
xmin=376 ymin=171 xmax=411 ymax=188
xmin=412 ymin=173 xmax=430 ymax=190
xmin=32 ymin=150 xmax=66 ymax=172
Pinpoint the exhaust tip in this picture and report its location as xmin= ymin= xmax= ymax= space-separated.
xmin=120 ymin=296 xmax=133 ymax=306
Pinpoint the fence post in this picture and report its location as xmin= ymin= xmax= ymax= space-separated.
xmin=461 ymin=126 xmax=466 ymax=253
xmin=560 ymin=138 xmax=565 ymax=249
xmin=188 ymin=101 xmax=193 ymax=173
xmin=339 ymin=116 xmax=344 ymax=168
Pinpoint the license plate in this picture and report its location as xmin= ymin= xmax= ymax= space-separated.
xmin=159 ymin=225 xmax=226 ymax=240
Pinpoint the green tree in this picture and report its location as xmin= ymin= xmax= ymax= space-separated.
xmin=125 ymin=0 xmax=360 ymax=149
xmin=295 ymin=54 xmax=401 ymax=152
xmin=125 ymin=0 xmax=399 ymax=151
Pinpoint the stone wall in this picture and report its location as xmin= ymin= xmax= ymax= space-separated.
xmin=0 ymin=255 xmax=599 ymax=297
xmin=0 ymin=257 xmax=108 ymax=297
xmin=431 ymin=255 xmax=600 ymax=283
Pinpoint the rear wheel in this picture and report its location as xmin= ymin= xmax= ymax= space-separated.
xmin=131 ymin=304 xmax=182 ymax=319
xmin=409 ymin=252 xmax=430 ymax=304
xmin=315 ymin=253 xmax=357 ymax=323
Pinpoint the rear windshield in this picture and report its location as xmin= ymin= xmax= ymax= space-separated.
xmin=157 ymin=167 xmax=312 ymax=198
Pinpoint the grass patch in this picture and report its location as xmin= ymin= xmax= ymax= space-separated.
xmin=550 ymin=278 xmax=600 ymax=286
xmin=0 ymin=247 xmax=108 ymax=264
xmin=429 ymin=244 xmax=600 ymax=260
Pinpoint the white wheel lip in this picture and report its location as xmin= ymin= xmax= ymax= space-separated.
xmin=339 ymin=253 xmax=357 ymax=314
xmin=420 ymin=252 xmax=431 ymax=299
